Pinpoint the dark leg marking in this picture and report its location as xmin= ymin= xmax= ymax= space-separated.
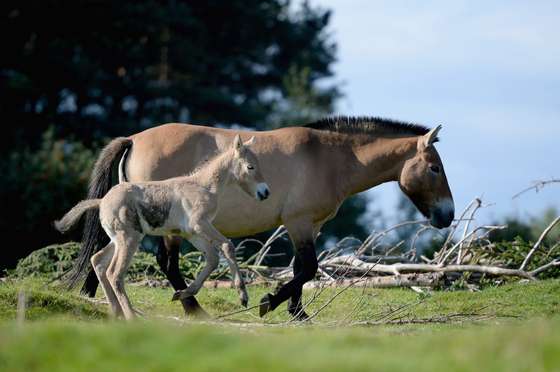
xmin=126 ymin=206 xmax=143 ymax=233
xmin=157 ymin=237 xmax=208 ymax=318
xmin=287 ymin=253 xmax=309 ymax=320
xmin=260 ymin=241 xmax=317 ymax=319
xmin=138 ymin=201 xmax=171 ymax=229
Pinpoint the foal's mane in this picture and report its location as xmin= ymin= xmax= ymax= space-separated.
xmin=305 ymin=116 xmax=430 ymax=137
xmin=184 ymin=148 xmax=228 ymax=178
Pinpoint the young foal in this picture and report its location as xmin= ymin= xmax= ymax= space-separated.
xmin=55 ymin=135 xmax=269 ymax=319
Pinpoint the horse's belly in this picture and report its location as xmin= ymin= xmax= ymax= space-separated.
xmin=212 ymin=189 xmax=282 ymax=238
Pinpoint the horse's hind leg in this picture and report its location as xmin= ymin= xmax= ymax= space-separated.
xmin=172 ymin=233 xmax=219 ymax=302
xmin=90 ymin=242 xmax=123 ymax=317
xmin=158 ymin=236 xmax=209 ymax=318
xmin=107 ymin=232 xmax=142 ymax=320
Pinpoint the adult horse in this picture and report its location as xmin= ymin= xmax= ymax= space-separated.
xmin=70 ymin=116 xmax=454 ymax=319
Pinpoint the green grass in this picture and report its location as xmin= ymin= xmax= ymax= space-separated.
xmin=0 ymin=278 xmax=559 ymax=371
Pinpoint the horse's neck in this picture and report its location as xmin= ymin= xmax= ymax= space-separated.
xmin=343 ymin=136 xmax=418 ymax=196
xmin=188 ymin=152 xmax=232 ymax=194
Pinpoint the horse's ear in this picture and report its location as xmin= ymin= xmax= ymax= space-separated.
xmin=233 ymin=134 xmax=243 ymax=151
xmin=244 ymin=136 xmax=256 ymax=147
xmin=418 ymin=125 xmax=442 ymax=151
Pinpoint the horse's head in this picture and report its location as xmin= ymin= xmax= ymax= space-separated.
xmin=398 ymin=125 xmax=454 ymax=228
xmin=230 ymin=134 xmax=270 ymax=201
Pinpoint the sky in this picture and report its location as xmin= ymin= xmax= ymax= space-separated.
xmin=309 ymin=0 xmax=560 ymax=225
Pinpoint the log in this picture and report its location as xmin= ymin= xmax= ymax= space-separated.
xmin=303 ymin=272 xmax=444 ymax=289
xmin=322 ymin=256 xmax=536 ymax=280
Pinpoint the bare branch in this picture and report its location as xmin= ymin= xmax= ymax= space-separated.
xmin=322 ymin=255 xmax=536 ymax=280
xmin=519 ymin=216 xmax=560 ymax=271
xmin=513 ymin=178 xmax=560 ymax=199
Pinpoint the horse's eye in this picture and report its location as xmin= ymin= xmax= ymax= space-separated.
xmin=430 ymin=165 xmax=440 ymax=174
xmin=247 ymin=165 xmax=254 ymax=170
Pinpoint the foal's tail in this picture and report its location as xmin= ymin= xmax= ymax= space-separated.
xmin=54 ymin=199 xmax=101 ymax=234
xmin=65 ymin=137 xmax=133 ymax=291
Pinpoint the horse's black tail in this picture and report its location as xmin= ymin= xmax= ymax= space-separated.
xmin=65 ymin=137 xmax=133 ymax=293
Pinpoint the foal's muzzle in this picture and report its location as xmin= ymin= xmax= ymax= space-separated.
xmin=256 ymin=183 xmax=270 ymax=201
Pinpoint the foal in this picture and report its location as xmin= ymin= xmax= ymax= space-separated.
xmin=55 ymin=135 xmax=270 ymax=320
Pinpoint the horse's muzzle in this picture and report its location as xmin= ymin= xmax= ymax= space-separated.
xmin=256 ymin=183 xmax=270 ymax=201
xmin=430 ymin=198 xmax=454 ymax=228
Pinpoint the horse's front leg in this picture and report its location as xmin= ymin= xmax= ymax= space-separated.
xmin=259 ymin=220 xmax=318 ymax=320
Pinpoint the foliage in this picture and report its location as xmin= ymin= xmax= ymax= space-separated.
xmin=474 ymin=237 xmax=559 ymax=279
xmin=11 ymin=243 xmax=80 ymax=280
xmin=0 ymin=130 xmax=96 ymax=271
xmin=11 ymin=242 xmax=234 ymax=283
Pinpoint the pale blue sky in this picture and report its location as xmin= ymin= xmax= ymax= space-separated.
xmin=311 ymin=0 xmax=560 ymax=224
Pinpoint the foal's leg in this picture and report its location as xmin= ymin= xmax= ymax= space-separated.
xmin=172 ymin=233 xmax=219 ymax=301
xmin=90 ymin=242 xmax=123 ymax=317
xmin=107 ymin=232 xmax=143 ymax=320
xmin=259 ymin=220 xmax=318 ymax=319
xmin=157 ymin=236 xmax=209 ymax=318
xmin=187 ymin=222 xmax=249 ymax=307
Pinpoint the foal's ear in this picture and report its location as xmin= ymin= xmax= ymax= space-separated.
xmin=233 ymin=134 xmax=243 ymax=151
xmin=418 ymin=125 xmax=442 ymax=151
xmin=243 ymin=136 xmax=256 ymax=147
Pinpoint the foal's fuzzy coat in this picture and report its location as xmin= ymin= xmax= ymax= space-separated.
xmin=56 ymin=135 xmax=269 ymax=319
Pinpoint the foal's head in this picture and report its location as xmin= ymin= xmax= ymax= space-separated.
xmin=229 ymin=134 xmax=270 ymax=201
xmin=398 ymin=125 xmax=454 ymax=228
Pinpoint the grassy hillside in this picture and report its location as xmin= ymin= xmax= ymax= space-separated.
xmin=0 ymin=279 xmax=559 ymax=371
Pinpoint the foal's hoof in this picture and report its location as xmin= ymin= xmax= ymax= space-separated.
xmin=172 ymin=289 xmax=194 ymax=302
xmin=259 ymin=293 xmax=273 ymax=317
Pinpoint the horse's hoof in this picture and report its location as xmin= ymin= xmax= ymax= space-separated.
xmin=259 ymin=293 xmax=273 ymax=317
xmin=289 ymin=309 xmax=310 ymax=321
xmin=181 ymin=296 xmax=210 ymax=319
xmin=172 ymin=289 xmax=193 ymax=302
xmin=184 ymin=305 xmax=210 ymax=319
xmin=288 ymin=299 xmax=310 ymax=321
xmin=240 ymin=292 xmax=249 ymax=308
xmin=171 ymin=291 xmax=182 ymax=302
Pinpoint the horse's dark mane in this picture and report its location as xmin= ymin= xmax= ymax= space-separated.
xmin=305 ymin=116 xmax=430 ymax=137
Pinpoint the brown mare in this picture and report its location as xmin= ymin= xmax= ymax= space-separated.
xmin=70 ymin=117 xmax=454 ymax=320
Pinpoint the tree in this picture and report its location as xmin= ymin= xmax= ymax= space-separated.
xmin=1 ymin=0 xmax=339 ymax=151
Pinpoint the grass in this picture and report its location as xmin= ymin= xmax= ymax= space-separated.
xmin=0 ymin=278 xmax=559 ymax=371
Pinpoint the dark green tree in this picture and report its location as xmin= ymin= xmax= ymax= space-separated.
xmin=1 ymin=0 xmax=339 ymax=150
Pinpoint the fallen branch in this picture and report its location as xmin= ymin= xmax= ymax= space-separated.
xmin=322 ymin=256 xmax=536 ymax=280
xmin=303 ymin=272 xmax=444 ymax=289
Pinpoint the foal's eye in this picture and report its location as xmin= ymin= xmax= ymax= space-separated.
xmin=430 ymin=165 xmax=441 ymax=174
xmin=247 ymin=165 xmax=254 ymax=170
